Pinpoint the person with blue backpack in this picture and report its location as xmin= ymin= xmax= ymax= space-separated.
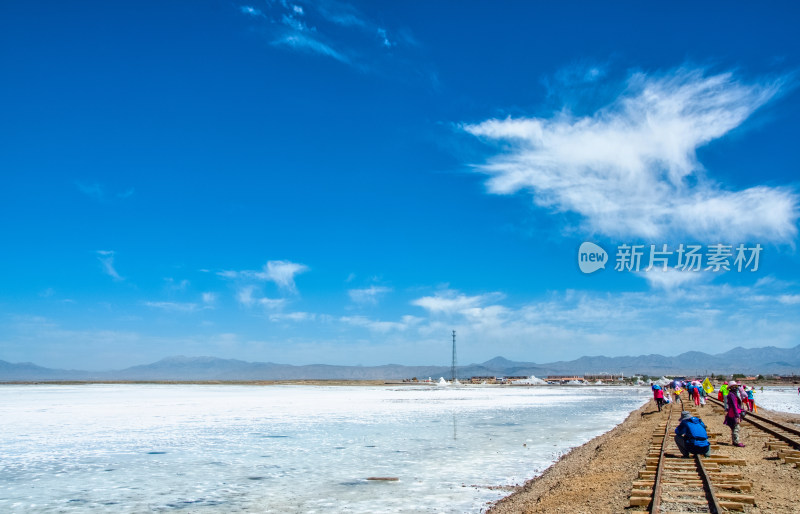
xmin=674 ymin=411 xmax=711 ymax=458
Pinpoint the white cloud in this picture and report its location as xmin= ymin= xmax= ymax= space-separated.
xmin=270 ymin=311 xmax=314 ymax=322
xmin=237 ymin=0 xmax=402 ymax=68
xmin=412 ymin=290 xmax=504 ymax=315
xmin=201 ymin=292 xmax=217 ymax=305
xmin=165 ymin=278 xmax=189 ymax=292
xmin=464 ymin=68 xmax=798 ymax=242
xmin=262 ymin=260 xmax=310 ymax=292
xmin=553 ymin=61 xmax=607 ymax=86
xmin=77 ymin=182 xmax=134 ymax=202
xmin=144 ymin=301 xmax=199 ymax=313
xmin=340 ymin=314 xmax=422 ymax=333
xmin=281 ymin=13 xmax=309 ymax=32
xmin=218 ymin=260 xmax=309 ymax=293
xmin=400 ymin=284 xmax=800 ymax=361
xmin=236 ymin=286 xmax=286 ymax=309
xmin=377 ymin=28 xmax=393 ymax=48
xmin=77 ymin=182 xmax=104 ymax=200
xmin=8 ymin=281 xmax=800 ymax=367
xmin=96 ymin=250 xmax=123 ymax=281
xmin=240 ymin=5 xmax=263 ymax=17
xmin=777 ymin=294 xmax=800 ymax=305
xmin=236 ymin=285 xmax=256 ymax=306
xmin=348 ymin=285 xmax=392 ymax=304
xmin=275 ymin=34 xmax=350 ymax=63
xmin=638 ymin=268 xmax=708 ymax=290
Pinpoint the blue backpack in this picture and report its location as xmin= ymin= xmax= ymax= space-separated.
xmin=682 ymin=418 xmax=709 ymax=447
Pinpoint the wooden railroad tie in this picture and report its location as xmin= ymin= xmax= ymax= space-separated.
xmin=628 ymin=403 xmax=756 ymax=512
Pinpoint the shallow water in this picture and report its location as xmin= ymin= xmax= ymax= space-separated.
xmin=0 ymin=384 xmax=649 ymax=513
xmin=754 ymin=386 xmax=800 ymax=414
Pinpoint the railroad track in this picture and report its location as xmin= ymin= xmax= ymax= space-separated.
xmin=706 ymin=397 xmax=800 ymax=449
xmin=706 ymin=396 xmax=800 ymax=467
xmin=629 ymin=399 xmax=755 ymax=512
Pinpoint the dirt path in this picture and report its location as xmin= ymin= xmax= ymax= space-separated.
xmin=488 ymin=400 xmax=800 ymax=513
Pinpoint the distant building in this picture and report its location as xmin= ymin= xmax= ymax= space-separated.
xmin=470 ymin=376 xmax=496 ymax=384
xmin=546 ymin=375 xmax=583 ymax=383
xmin=584 ymin=374 xmax=623 ymax=382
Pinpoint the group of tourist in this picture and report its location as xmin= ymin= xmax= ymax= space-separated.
xmin=651 ymin=379 xmax=710 ymax=408
xmin=650 ymin=378 xmax=758 ymax=457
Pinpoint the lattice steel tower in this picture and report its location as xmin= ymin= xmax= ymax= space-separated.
xmin=451 ymin=330 xmax=457 ymax=382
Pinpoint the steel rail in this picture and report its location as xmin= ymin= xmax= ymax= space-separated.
xmin=707 ymin=397 xmax=800 ymax=450
xmin=648 ymin=402 xmax=672 ymax=514
xmin=708 ymin=396 xmax=800 ymax=437
xmin=650 ymin=396 xmax=722 ymax=513
xmin=695 ymin=452 xmax=722 ymax=514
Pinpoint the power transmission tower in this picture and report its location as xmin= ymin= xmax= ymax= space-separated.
xmin=451 ymin=330 xmax=457 ymax=382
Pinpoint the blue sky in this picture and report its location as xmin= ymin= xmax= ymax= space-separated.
xmin=2 ymin=1 xmax=800 ymax=370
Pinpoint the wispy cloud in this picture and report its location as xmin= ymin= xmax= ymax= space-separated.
xmin=274 ymin=34 xmax=350 ymax=64
xmin=464 ymin=68 xmax=798 ymax=243
xmin=237 ymin=0 xmax=399 ymax=67
xmin=330 ymin=282 xmax=800 ymax=361
xmin=340 ymin=314 xmax=421 ymax=333
xmin=218 ymin=260 xmax=309 ymax=293
xmin=144 ymin=301 xmax=199 ymax=313
xmin=638 ymin=268 xmax=708 ymax=290
xmin=96 ymin=250 xmax=123 ymax=281
xmin=164 ymin=278 xmax=190 ymax=292
xmin=553 ymin=60 xmax=608 ymax=86
xmin=348 ymin=285 xmax=392 ymax=305
xmin=239 ymin=5 xmax=263 ymax=17
xmin=376 ymin=28 xmax=394 ymax=48
xmin=76 ymin=182 xmax=135 ymax=202
xmin=411 ymin=290 xmax=505 ymax=315
xmin=77 ymin=182 xmax=104 ymax=201
xmin=263 ymin=260 xmax=309 ymax=292
xmin=236 ymin=285 xmax=286 ymax=309
xmin=270 ymin=311 xmax=315 ymax=322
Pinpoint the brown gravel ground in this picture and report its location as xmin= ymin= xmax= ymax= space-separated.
xmin=488 ymin=399 xmax=800 ymax=514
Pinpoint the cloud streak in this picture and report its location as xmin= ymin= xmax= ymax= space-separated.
xmin=144 ymin=301 xmax=199 ymax=313
xmin=96 ymin=250 xmax=123 ymax=281
xmin=219 ymin=260 xmax=309 ymax=293
xmin=274 ymin=34 xmax=350 ymax=64
xmin=236 ymin=285 xmax=286 ymax=309
xmin=77 ymin=182 xmax=134 ymax=202
xmin=349 ymin=283 xmax=800 ymax=361
xmin=464 ymin=68 xmax=798 ymax=242
xmin=237 ymin=1 xmax=398 ymax=67
xmin=348 ymin=285 xmax=392 ymax=305
xmin=412 ymin=290 xmax=505 ymax=315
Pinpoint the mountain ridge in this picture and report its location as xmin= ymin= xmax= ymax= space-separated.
xmin=2 ymin=344 xmax=799 ymax=381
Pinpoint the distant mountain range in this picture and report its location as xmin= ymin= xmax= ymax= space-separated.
xmin=2 ymin=344 xmax=800 ymax=381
